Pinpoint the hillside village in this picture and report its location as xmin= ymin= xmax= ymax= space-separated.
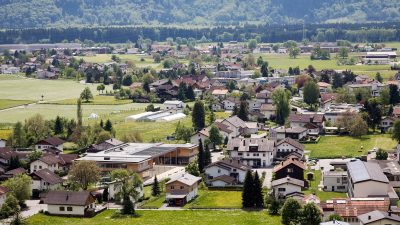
xmin=2 ymin=39 xmax=400 ymax=225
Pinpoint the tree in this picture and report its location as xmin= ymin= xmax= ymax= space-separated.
xmin=77 ymin=98 xmax=82 ymax=127
xmin=338 ymin=47 xmax=349 ymax=59
xmin=389 ymin=84 xmax=400 ymax=105
xmin=54 ymin=116 xmax=64 ymax=135
xmin=96 ymin=131 xmax=112 ymax=144
xmin=364 ymin=98 xmax=382 ymax=131
xmin=332 ymin=73 xmax=343 ymax=89
xmin=110 ymin=169 xmax=142 ymax=215
xmin=185 ymin=159 xmax=200 ymax=176
xmin=242 ymin=170 xmax=254 ymax=208
xmin=97 ymin=84 xmax=105 ymax=93
xmin=268 ymin=196 xmax=280 ymax=215
xmin=192 ymin=101 xmax=206 ymax=131
xmin=197 ymin=139 xmax=205 ymax=173
xmin=261 ymin=62 xmax=269 ymax=77
xmin=68 ymin=161 xmax=100 ymax=190
xmin=328 ymin=214 xmax=343 ymax=221
xmin=9 ymin=210 xmax=27 ymax=225
xmin=204 ymin=144 xmax=211 ymax=166
xmin=238 ymin=101 xmax=249 ymax=121
xmin=257 ymin=56 xmax=264 ymax=66
xmin=295 ymin=75 xmax=311 ymax=89
xmin=0 ymin=194 xmax=20 ymax=219
xmin=12 ymin=122 xmax=26 ymax=148
xmin=24 ymin=114 xmax=51 ymax=144
xmin=392 ymin=120 xmax=400 ymax=143
xmin=28 ymin=150 xmax=42 ymax=163
xmin=186 ymin=85 xmax=195 ymax=100
xmin=376 ymin=149 xmax=388 ymax=160
xmin=289 ymin=47 xmax=300 ymax=59
xmin=336 ymin=87 xmax=356 ymax=104
xmin=143 ymin=81 xmax=150 ymax=93
xmin=103 ymin=187 xmax=109 ymax=202
xmin=248 ymin=39 xmax=257 ymax=50
xmin=253 ymin=171 xmax=264 ymax=208
xmin=178 ymin=82 xmax=187 ymax=101
xmin=271 ymin=88 xmax=290 ymax=125
xmin=9 ymin=156 xmax=21 ymax=170
xmin=80 ymin=87 xmax=94 ymax=102
xmin=349 ymin=115 xmax=368 ymax=137
xmin=375 ymin=72 xmax=383 ymax=83
xmin=209 ymin=110 xmax=216 ymax=124
xmin=281 ymin=198 xmax=301 ymax=225
xmin=300 ymin=203 xmax=321 ymax=225
xmin=336 ymin=110 xmax=357 ymax=132
xmin=209 ymin=125 xmax=222 ymax=149
xmin=3 ymin=174 xmax=32 ymax=205
xmin=104 ymin=119 xmax=113 ymax=132
xmin=151 ymin=176 xmax=161 ymax=196
xmin=303 ymin=80 xmax=320 ymax=106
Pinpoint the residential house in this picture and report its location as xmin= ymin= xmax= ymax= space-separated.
xmin=275 ymin=138 xmax=305 ymax=160
xmin=270 ymin=127 xmax=308 ymax=141
xmin=320 ymin=221 xmax=349 ymax=225
xmin=0 ymin=167 xmax=26 ymax=181
xmin=323 ymin=171 xmax=348 ymax=192
xmin=212 ymin=89 xmax=229 ymax=99
xmin=380 ymin=117 xmax=396 ymax=132
xmin=220 ymin=116 xmax=258 ymax=136
xmin=42 ymin=190 xmax=96 ymax=217
xmin=288 ymin=113 xmax=325 ymax=133
xmin=31 ymin=169 xmax=63 ymax=196
xmin=273 ymin=156 xmax=306 ymax=181
xmin=260 ymin=104 xmax=276 ymax=120
xmin=205 ymin=159 xmax=251 ymax=187
xmin=227 ymin=137 xmax=276 ymax=168
xmin=35 ymin=137 xmax=65 ymax=152
xmin=318 ymin=82 xmax=331 ymax=93
xmin=221 ymin=98 xmax=240 ymax=111
xmin=164 ymin=100 xmax=185 ymax=110
xmin=347 ymin=160 xmax=398 ymax=203
xmin=86 ymin=139 xmax=125 ymax=153
xmin=358 ymin=210 xmax=400 ymax=225
xmin=320 ymin=93 xmax=337 ymax=109
xmin=0 ymin=147 xmax=17 ymax=172
xmin=36 ymin=70 xmax=58 ymax=79
xmin=107 ymin=179 xmax=144 ymax=201
xmin=165 ymin=173 xmax=201 ymax=206
xmin=347 ymin=81 xmax=386 ymax=97
xmin=321 ymin=198 xmax=390 ymax=224
xmin=271 ymin=176 xmax=305 ymax=199
xmin=369 ymin=160 xmax=400 ymax=188
xmin=30 ymin=155 xmax=60 ymax=173
xmin=0 ymin=139 xmax=5 ymax=148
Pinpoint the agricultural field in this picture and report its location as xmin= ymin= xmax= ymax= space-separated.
xmin=76 ymin=54 xmax=162 ymax=69
xmin=0 ymin=99 xmax=34 ymax=110
xmin=254 ymin=53 xmax=397 ymax=80
xmin=28 ymin=210 xmax=281 ymax=225
xmin=305 ymin=134 xmax=397 ymax=158
xmin=48 ymin=95 xmax=132 ymax=105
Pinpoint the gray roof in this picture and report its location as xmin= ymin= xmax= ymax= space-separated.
xmin=271 ymin=177 xmax=304 ymax=187
xmin=43 ymin=190 xmax=94 ymax=206
xmin=166 ymin=173 xmax=201 ymax=186
xmin=358 ymin=210 xmax=400 ymax=224
xmin=347 ymin=160 xmax=389 ymax=184
xmin=320 ymin=221 xmax=350 ymax=225
xmin=227 ymin=137 xmax=275 ymax=152
xmin=223 ymin=116 xmax=247 ymax=129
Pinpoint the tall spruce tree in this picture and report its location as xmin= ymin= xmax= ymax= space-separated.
xmin=192 ymin=101 xmax=205 ymax=131
xmin=104 ymin=119 xmax=113 ymax=132
xmin=242 ymin=170 xmax=254 ymax=208
xmin=186 ymin=85 xmax=195 ymax=100
xmin=253 ymin=171 xmax=264 ymax=208
xmin=204 ymin=144 xmax=211 ymax=166
xmin=103 ymin=187 xmax=109 ymax=202
xmin=198 ymin=139 xmax=205 ymax=173
xmin=54 ymin=116 xmax=63 ymax=135
xmin=151 ymin=176 xmax=161 ymax=196
xmin=77 ymin=98 xmax=82 ymax=127
xmin=238 ymin=101 xmax=249 ymax=121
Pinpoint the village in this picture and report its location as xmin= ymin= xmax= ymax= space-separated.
xmin=1 ymin=39 xmax=400 ymax=225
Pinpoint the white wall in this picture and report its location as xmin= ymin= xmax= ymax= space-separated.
xmin=30 ymin=161 xmax=59 ymax=173
xmin=351 ymin=181 xmax=388 ymax=198
xmin=272 ymin=183 xmax=302 ymax=199
xmin=47 ymin=205 xmax=86 ymax=216
xmin=205 ymin=165 xmax=247 ymax=183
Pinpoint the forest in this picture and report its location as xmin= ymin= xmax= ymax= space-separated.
xmin=0 ymin=0 xmax=400 ymax=29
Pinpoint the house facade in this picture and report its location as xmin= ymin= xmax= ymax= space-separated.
xmin=205 ymin=159 xmax=250 ymax=186
xmin=43 ymin=191 xmax=96 ymax=217
xmin=165 ymin=173 xmax=201 ymax=206
xmin=323 ymin=171 xmax=348 ymax=192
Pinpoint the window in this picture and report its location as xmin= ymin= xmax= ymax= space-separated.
xmin=170 ymin=186 xmax=174 ymax=190
xmin=287 ymin=168 xmax=293 ymax=173
xmin=180 ymin=186 xmax=184 ymax=189
xmin=218 ymin=169 xmax=221 ymax=173
xmin=59 ymin=207 xmax=65 ymax=211
xmin=67 ymin=207 xmax=73 ymax=212
xmin=337 ymin=178 xmax=340 ymax=183
xmin=39 ymin=166 xmax=42 ymax=169
xmin=278 ymin=188 xmax=286 ymax=192
xmin=238 ymin=153 xmax=242 ymax=156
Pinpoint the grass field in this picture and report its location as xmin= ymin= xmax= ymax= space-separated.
xmin=303 ymin=170 xmax=347 ymax=201
xmin=254 ymin=53 xmax=396 ymax=80
xmin=76 ymin=54 xmax=162 ymax=69
xmin=48 ymin=95 xmax=132 ymax=105
xmin=0 ymin=77 xmax=113 ymax=101
xmin=184 ymin=190 xmax=242 ymax=209
xmin=28 ymin=210 xmax=281 ymax=225
xmin=305 ymin=134 xmax=397 ymax=158
xmin=139 ymin=183 xmax=166 ymax=209
xmin=0 ymin=99 xmax=34 ymax=110
xmin=0 ymin=129 xmax=11 ymax=139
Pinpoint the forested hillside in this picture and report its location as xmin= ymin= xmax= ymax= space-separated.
xmin=0 ymin=0 xmax=399 ymax=29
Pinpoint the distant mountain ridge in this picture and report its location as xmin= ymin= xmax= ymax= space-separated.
xmin=1 ymin=0 xmax=399 ymax=29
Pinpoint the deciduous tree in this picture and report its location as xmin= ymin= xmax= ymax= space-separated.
xmin=68 ymin=161 xmax=100 ymax=190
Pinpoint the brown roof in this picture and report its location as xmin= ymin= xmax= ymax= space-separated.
xmin=0 ymin=147 xmax=16 ymax=160
xmin=276 ymin=138 xmax=305 ymax=151
xmin=321 ymin=198 xmax=390 ymax=218
xmin=206 ymin=158 xmax=251 ymax=171
xmin=0 ymin=186 xmax=8 ymax=196
xmin=288 ymin=113 xmax=325 ymax=123
xmin=42 ymin=190 xmax=95 ymax=206
xmin=273 ymin=156 xmax=307 ymax=173
xmin=57 ymin=154 xmax=79 ymax=165
xmin=37 ymin=136 xmax=65 ymax=146
xmin=4 ymin=167 xmax=26 ymax=176
xmin=209 ymin=175 xmax=236 ymax=184
xmin=261 ymin=104 xmax=276 ymax=111
xmin=320 ymin=93 xmax=337 ymax=103
xmin=214 ymin=122 xmax=233 ymax=134
xmin=31 ymin=169 xmax=63 ymax=185
xmin=39 ymin=155 xmax=61 ymax=165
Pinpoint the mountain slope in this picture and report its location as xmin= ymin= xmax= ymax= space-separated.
xmin=0 ymin=0 xmax=399 ymax=29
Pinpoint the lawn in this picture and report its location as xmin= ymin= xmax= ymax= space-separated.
xmin=0 ymin=129 xmax=11 ymax=139
xmin=303 ymin=170 xmax=347 ymax=201
xmin=28 ymin=210 xmax=281 ymax=225
xmin=305 ymin=134 xmax=397 ymax=158
xmin=0 ymin=99 xmax=34 ymax=110
xmin=254 ymin=53 xmax=396 ymax=80
xmin=48 ymin=95 xmax=132 ymax=105
xmin=184 ymin=189 xmax=242 ymax=209
xmin=0 ymin=77 xmax=113 ymax=101
xmin=139 ymin=183 xmax=166 ymax=209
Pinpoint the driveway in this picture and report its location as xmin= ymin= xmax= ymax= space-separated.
xmin=211 ymin=151 xmax=224 ymax=163
xmin=22 ymin=200 xmax=46 ymax=218
xmin=253 ymin=168 xmax=273 ymax=188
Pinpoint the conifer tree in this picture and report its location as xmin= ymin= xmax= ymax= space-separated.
xmin=104 ymin=119 xmax=113 ymax=132
xmin=151 ymin=176 xmax=161 ymax=196
xmin=198 ymin=139 xmax=205 ymax=173
xmin=103 ymin=187 xmax=109 ymax=202
xmin=54 ymin=116 xmax=63 ymax=135
xmin=192 ymin=101 xmax=205 ymax=131
xmin=253 ymin=171 xmax=264 ymax=208
xmin=242 ymin=170 xmax=254 ymax=208
xmin=204 ymin=144 xmax=211 ymax=166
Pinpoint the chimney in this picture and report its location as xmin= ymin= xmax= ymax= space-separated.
xmin=66 ymin=194 xmax=69 ymax=201
xmin=389 ymin=211 xmax=392 ymax=217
